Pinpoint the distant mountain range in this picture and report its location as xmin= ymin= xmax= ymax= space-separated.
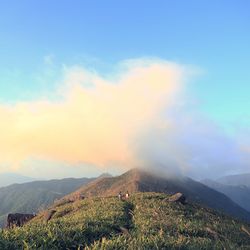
xmin=0 ymin=173 xmax=35 ymax=188
xmin=0 ymin=176 xmax=96 ymax=227
xmin=201 ymin=173 xmax=250 ymax=212
xmin=63 ymin=168 xmax=250 ymax=222
xmin=1 ymin=169 xmax=250 ymax=228
xmin=216 ymin=173 xmax=250 ymax=187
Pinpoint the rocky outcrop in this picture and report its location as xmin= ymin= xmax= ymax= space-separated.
xmin=44 ymin=210 xmax=56 ymax=223
xmin=7 ymin=213 xmax=36 ymax=228
xmin=168 ymin=192 xmax=186 ymax=204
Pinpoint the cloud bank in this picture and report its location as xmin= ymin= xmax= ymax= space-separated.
xmin=0 ymin=59 xmax=249 ymax=178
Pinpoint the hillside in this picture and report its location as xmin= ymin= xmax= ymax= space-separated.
xmin=64 ymin=168 xmax=250 ymax=222
xmin=217 ymin=173 xmax=250 ymax=187
xmin=0 ymin=176 xmax=95 ymax=227
xmin=0 ymin=192 xmax=250 ymax=249
xmin=202 ymin=179 xmax=250 ymax=212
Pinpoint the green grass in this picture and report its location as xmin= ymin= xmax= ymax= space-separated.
xmin=0 ymin=192 xmax=250 ymax=249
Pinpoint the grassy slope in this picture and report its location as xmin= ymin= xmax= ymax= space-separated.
xmin=0 ymin=192 xmax=250 ymax=249
xmin=66 ymin=169 xmax=250 ymax=222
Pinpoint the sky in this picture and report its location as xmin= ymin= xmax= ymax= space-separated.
xmin=0 ymin=1 xmax=249 ymax=179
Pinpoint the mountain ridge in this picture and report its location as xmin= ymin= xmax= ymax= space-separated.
xmin=0 ymin=173 xmax=35 ymax=188
xmin=63 ymin=168 xmax=250 ymax=222
xmin=202 ymin=178 xmax=250 ymax=212
xmin=217 ymin=173 xmax=250 ymax=187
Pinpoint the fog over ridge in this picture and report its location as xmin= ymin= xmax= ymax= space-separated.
xmin=0 ymin=58 xmax=249 ymax=179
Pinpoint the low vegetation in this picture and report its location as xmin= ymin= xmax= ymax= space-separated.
xmin=0 ymin=192 xmax=250 ymax=249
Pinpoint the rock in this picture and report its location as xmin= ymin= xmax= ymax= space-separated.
xmin=7 ymin=213 xmax=36 ymax=228
xmin=44 ymin=210 xmax=56 ymax=222
xmin=120 ymin=226 xmax=130 ymax=236
xmin=168 ymin=192 xmax=186 ymax=204
xmin=241 ymin=225 xmax=250 ymax=237
xmin=54 ymin=198 xmax=73 ymax=207
xmin=75 ymin=193 xmax=85 ymax=200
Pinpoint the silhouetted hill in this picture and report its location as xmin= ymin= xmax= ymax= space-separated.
xmin=217 ymin=173 xmax=250 ymax=187
xmin=64 ymin=168 xmax=250 ymax=222
xmin=202 ymin=179 xmax=250 ymax=212
xmin=0 ymin=176 xmax=95 ymax=227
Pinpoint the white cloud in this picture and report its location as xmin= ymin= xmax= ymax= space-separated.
xmin=0 ymin=58 xmax=249 ymax=179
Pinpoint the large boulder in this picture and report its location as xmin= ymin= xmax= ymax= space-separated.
xmin=168 ymin=193 xmax=186 ymax=204
xmin=7 ymin=213 xmax=36 ymax=228
xmin=43 ymin=209 xmax=56 ymax=223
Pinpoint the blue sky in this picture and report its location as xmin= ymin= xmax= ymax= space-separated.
xmin=0 ymin=1 xmax=249 ymax=129
xmin=0 ymin=1 xmax=249 ymax=178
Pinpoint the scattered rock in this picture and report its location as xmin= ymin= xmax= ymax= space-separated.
xmin=72 ymin=193 xmax=85 ymax=201
xmin=205 ymin=227 xmax=218 ymax=239
xmin=120 ymin=226 xmax=130 ymax=236
xmin=54 ymin=198 xmax=73 ymax=207
xmin=66 ymin=193 xmax=85 ymax=203
xmin=44 ymin=210 xmax=56 ymax=222
xmin=241 ymin=225 xmax=250 ymax=237
xmin=205 ymin=227 xmax=230 ymax=249
xmin=56 ymin=209 xmax=71 ymax=218
xmin=168 ymin=193 xmax=186 ymax=204
xmin=7 ymin=213 xmax=36 ymax=228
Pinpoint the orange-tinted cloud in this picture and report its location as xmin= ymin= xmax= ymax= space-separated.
xmin=0 ymin=60 xmax=185 ymax=171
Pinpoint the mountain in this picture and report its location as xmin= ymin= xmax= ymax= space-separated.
xmin=1 ymin=192 xmax=250 ymax=249
xmin=217 ymin=173 xmax=250 ymax=187
xmin=64 ymin=168 xmax=250 ymax=222
xmin=0 ymin=176 xmax=95 ymax=227
xmin=0 ymin=173 xmax=35 ymax=188
xmin=202 ymin=179 xmax=250 ymax=212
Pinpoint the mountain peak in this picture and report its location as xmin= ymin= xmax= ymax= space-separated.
xmin=98 ymin=173 xmax=112 ymax=178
